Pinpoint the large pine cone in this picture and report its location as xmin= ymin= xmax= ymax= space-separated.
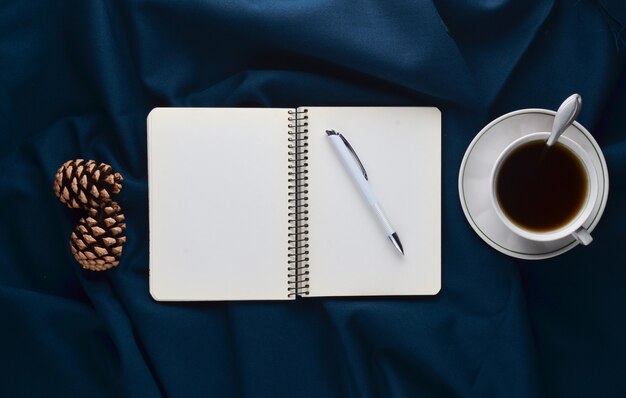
xmin=54 ymin=159 xmax=123 ymax=209
xmin=69 ymin=202 xmax=127 ymax=271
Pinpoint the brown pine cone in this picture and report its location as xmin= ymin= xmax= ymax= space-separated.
xmin=54 ymin=159 xmax=123 ymax=209
xmin=69 ymin=202 xmax=127 ymax=271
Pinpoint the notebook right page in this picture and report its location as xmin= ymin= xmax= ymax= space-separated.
xmin=304 ymin=107 xmax=441 ymax=297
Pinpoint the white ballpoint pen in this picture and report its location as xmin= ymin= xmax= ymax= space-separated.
xmin=326 ymin=130 xmax=404 ymax=255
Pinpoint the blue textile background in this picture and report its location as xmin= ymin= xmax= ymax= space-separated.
xmin=1 ymin=1 xmax=625 ymax=397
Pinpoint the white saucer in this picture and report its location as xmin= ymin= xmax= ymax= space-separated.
xmin=458 ymin=109 xmax=609 ymax=260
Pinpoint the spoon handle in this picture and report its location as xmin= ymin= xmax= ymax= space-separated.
xmin=547 ymin=94 xmax=582 ymax=146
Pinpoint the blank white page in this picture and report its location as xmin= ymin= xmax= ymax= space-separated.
xmin=304 ymin=107 xmax=441 ymax=297
xmin=148 ymin=108 xmax=291 ymax=301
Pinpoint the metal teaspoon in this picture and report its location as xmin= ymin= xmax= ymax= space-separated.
xmin=546 ymin=94 xmax=582 ymax=147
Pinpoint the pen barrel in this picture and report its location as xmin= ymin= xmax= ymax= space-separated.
xmin=372 ymin=202 xmax=396 ymax=236
xmin=329 ymin=135 xmax=396 ymax=236
xmin=329 ymin=135 xmax=377 ymax=204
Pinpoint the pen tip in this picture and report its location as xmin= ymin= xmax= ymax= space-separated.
xmin=326 ymin=130 xmax=338 ymax=136
xmin=390 ymin=233 xmax=404 ymax=256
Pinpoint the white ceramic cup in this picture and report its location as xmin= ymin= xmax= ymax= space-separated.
xmin=490 ymin=132 xmax=599 ymax=245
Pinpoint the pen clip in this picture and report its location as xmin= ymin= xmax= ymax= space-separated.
xmin=326 ymin=130 xmax=368 ymax=180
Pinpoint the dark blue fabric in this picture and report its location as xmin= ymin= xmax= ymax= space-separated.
xmin=1 ymin=1 xmax=625 ymax=397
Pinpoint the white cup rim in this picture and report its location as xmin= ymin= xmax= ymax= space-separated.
xmin=490 ymin=132 xmax=599 ymax=242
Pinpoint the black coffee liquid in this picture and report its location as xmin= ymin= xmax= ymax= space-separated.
xmin=496 ymin=140 xmax=588 ymax=232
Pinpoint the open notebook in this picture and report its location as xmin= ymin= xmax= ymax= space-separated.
xmin=148 ymin=107 xmax=441 ymax=301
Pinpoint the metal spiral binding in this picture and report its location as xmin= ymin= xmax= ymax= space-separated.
xmin=287 ymin=108 xmax=310 ymax=297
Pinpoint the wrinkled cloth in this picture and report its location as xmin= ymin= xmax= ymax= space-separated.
xmin=1 ymin=1 xmax=625 ymax=397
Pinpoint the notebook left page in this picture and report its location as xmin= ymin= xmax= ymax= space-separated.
xmin=148 ymin=108 xmax=292 ymax=301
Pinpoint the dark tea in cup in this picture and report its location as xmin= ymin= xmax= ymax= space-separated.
xmin=495 ymin=140 xmax=588 ymax=232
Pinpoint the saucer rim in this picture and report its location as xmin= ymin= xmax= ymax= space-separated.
xmin=458 ymin=108 xmax=609 ymax=260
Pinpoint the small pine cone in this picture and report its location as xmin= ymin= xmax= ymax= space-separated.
xmin=54 ymin=159 xmax=123 ymax=209
xmin=69 ymin=202 xmax=127 ymax=271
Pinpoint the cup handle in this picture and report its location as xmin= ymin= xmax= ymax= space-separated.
xmin=572 ymin=227 xmax=593 ymax=245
